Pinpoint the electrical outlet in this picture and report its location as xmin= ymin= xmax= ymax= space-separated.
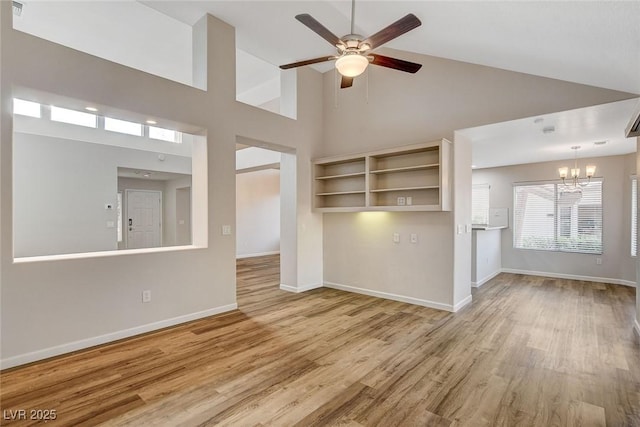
xmin=596 ymin=258 xmax=602 ymax=265
xmin=397 ymin=197 xmax=406 ymax=206
xmin=406 ymin=197 xmax=413 ymax=206
xmin=393 ymin=233 xmax=400 ymax=243
xmin=457 ymin=224 xmax=463 ymax=234
xmin=142 ymin=290 xmax=151 ymax=303
xmin=410 ymin=233 xmax=418 ymax=244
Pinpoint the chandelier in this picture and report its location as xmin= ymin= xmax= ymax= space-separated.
xmin=558 ymin=146 xmax=596 ymax=193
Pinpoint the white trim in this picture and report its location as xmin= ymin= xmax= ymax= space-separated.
xmin=471 ymin=270 xmax=502 ymax=288
xmin=323 ymin=281 xmax=456 ymax=312
xmin=279 ymin=283 xmax=322 ymax=293
xmin=236 ymin=251 xmax=280 ymax=259
xmin=13 ymin=244 xmax=203 ymax=264
xmin=0 ymin=303 xmax=237 ymax=370
xmin=453 ymin=295 xmax=473 ymax=312
xmin=634 ymin=318 xmax=640 ymax=337
xmin=500 ymin=268 xmax=636 ymax=287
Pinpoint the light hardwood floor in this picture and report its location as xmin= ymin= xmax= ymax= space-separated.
xmin=1 ymin=255 xmax=639 ymax=426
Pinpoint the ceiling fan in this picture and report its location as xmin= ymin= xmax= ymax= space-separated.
xmin=280 ymin=0 xmax=423 ymax=89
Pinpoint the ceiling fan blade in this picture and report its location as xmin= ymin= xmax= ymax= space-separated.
xmin=370 ymin=54 xmax=422 ymax=73
xmin=340 ymin=76 xmax=354 ymax=89
xmin=295 ymin=14 xmax=344 ymax=47
xmin=363 ymin=14 xmax=421 ymax=49
xmin=280 ymin=56 xmax=336 ymax=70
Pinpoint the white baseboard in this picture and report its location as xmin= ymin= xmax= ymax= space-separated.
xmin=500 ymin=268 xmax=636 ymax=288
xmin=279 ymin=283 xmax=323 ymax=293
xmin=634 ymin=318 xmax=640 ymax=337
xmin=0 ymin=303 xmax=238 ymax=370
xmin=453 ymin=295 xmax=473 ymax=312
xmin=236 ymin=251 xmax=280 ymax=259
xmin=471 ymin=270 xmax=502 ymax=288
xmin=324 ymin=281 xmax=456 ymax=312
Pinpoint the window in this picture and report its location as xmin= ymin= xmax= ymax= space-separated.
xmin=50 ymin=106 xmax=97 ymax=128
xmin=632 ymin=176 xmax=637 ymax=257
xmin=513 ymin=180 xmax=602 ymax=254
xmin=105 ymin=117 xmax=142 ymax=136
xmin=149 ymin=126 xmax=182 ymax=143
xmin=13 ymin=98 xmax=41 ymax=118
xmin=472 ymin=184 xmax=490 ymax=225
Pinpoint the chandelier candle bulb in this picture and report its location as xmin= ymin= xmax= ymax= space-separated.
xmin=571 ymin=168 xmax=580 ymax=178
xmin=586 ymin=165 xmax=596 ymax=177
xmin=558 ymin=167 xmax=569 ymax=179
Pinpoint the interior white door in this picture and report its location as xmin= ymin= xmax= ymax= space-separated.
xmin=126 ymin=190 xmax=162 ymax=249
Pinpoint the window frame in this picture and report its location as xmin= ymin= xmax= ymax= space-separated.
xmin=631 ymin=175 xmax=637 ymax=257
xmin=513 ymin=179 xmax=603 ymax=255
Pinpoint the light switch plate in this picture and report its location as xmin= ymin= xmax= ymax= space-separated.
xmin=397 ymin=197 xmax=406 ymax=206
xmin=457 ymin=225 xmax=463 ymax=234
xmin=406 ymin=197 xmax=412 ymax=206
xmin=410 ymin=233 xmax=418 ymax=244
xmin=222 ymin=225 xmax=232 ymax=235
xmin=465 ymin=224 xmax=472 ymax=233
xmin=393 ymin=233 xmax=400 ymax=243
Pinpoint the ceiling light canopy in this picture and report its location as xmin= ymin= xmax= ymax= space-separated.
xmin=335 ymin=54 xmax=369 ymax=77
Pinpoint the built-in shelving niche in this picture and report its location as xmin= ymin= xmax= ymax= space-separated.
xmin=313 ymin=140 xmax=451 ymax=212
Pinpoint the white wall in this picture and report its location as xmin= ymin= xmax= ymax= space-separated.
xmin=13 ymin=0 xmax=193 ymax=86
xmin=321 ymin=47 xmax=636 ymax=311
xmin=236 ymin=168 xmax=280 ymax=258
xmin=471 ymin=229 xmax=502 ymax=286
xmin=117 ymin=176 xmax=192 ymax=249
xmin=14 ymin=132 xmax=190 ymax=257
xmin=1 ymin=9 xmax=324 ymax=368
xmin=163 ymin=177 xmax=192 ymax=247
xmin=472 ymin=154 xmax=636 ymax=284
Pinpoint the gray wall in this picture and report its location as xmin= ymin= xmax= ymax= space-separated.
xmin=472 ymin=154 xmax=636 ymax=283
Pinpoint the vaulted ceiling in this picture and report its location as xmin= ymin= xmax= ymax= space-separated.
xmin=143 ymin=0 xmax=640 ymax=94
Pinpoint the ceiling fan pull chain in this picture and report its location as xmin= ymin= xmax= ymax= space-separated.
xmin=366 ymin=66 xmax=369 ymax=104
xmin=334 ymin=68 xmax=339 ymax=109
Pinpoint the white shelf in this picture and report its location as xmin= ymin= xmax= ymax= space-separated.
xmin=316 ymin=190 xmax=366 ymax=196
xmin=316 ymin=172 xmax=366 ymax=180
xmin=369 ymin=164 xmax=439 ymax=174
xmin=370 ymin=185 xmax=439 ymax=193
xmin=313 ymin=140 xmax=451 ymax=212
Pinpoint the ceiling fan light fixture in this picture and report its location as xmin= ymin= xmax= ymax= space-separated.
xmin=335 ymin=54 xmax=369 ymax=77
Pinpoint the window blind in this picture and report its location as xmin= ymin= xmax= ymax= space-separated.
xmin=632 ymin=176 xmax=637 ymax=257
xmin=513 ymin=179 xmax=602 ymax=254
xmin=472 ymin=184 xmax=490 ymax=225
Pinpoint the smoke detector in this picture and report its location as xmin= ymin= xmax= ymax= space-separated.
xmin=542 ymin=126 xmax=555 ymax=134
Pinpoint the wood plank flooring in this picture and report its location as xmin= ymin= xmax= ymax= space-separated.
xmin=1 ymin=255 xmax=639 ymax=426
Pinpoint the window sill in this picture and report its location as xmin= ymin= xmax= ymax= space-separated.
xmin=13 ymin=245 xmax=205 ymax=264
